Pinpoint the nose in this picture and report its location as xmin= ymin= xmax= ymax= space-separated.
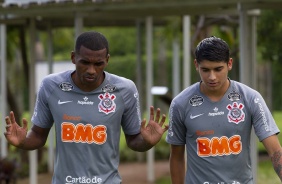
xmin=87 ymin=65 xmax=96 ymax=74
xmin=209 ymin=71 xmax=216 ymax=80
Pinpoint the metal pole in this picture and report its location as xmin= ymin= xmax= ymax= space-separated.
xmin=136 ymin=19 xmax=143 ymax=113
xmin=74 ymin=12 xmax=83 ymax=39
xmin=238 ymin=4 xmax=257 ymax=183
xmin=145 ymin=16 xmax=154 ymax=183
xmin=135 ymin=19 xmax=144 ymax=162
xmin=183 ymin=15 xmax=191 ymax=89
xmin=0 ymin=19 xmax=7 ymax=159
xmin=172 ymin=38 xmax=180 ymax=97
xmin=47 ymin=23 xmax=55 ymax=174
xmin=29 ymin=18 xmax=38 ymax=184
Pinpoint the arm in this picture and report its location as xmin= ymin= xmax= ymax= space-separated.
xmin=125 ymin=106 xmax=168 ymax=152
xmin=125 ymin=133 xmax=152 ymax=152
xmin=170 ymin=144 xmax=185 ymax=184
xmin=4 ymin=111 xmax=50 ymax=150
xmin=262 ymin=134 xmax=282 ymax=181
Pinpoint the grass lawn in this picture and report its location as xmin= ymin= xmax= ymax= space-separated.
xmin=258 ymin=160 xmax=280 ymax=184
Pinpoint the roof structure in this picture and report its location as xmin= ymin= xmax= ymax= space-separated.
xmin=0 ymin=0 xmax=282 ymax=29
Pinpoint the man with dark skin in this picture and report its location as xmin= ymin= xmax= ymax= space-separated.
xmin=4 ymin=31 xmax=168 ymax=184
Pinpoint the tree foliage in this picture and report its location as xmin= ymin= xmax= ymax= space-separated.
xmin=258 ymin=10 xmax=282 ymax=63
xmin=257 ymin=10 xmax=282 ymax=110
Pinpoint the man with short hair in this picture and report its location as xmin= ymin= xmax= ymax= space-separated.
xmin=166 ymin=36 xmax=282 ymax=184
xmin=4 ymin=31 xmax=168 ymax=184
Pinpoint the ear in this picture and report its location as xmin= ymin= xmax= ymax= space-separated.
xmin=71 ymin=51 xmax=76 ymax=64
xmin=194 ymin=59 xmax=199 ymax=71
xmin=106 ymin=54 xmax=110 ymax=65
xmin=227 ymin=58 xmax=233 ymax=71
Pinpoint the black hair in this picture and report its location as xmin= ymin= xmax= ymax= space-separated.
xmin=75 ymin=31 xmax=109 ymax=55
xmin=195 ymin=36 xmax=230 ymax=63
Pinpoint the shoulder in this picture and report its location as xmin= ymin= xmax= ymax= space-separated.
xmin=104 ymin=72 xmax=139 ymax=107
xmin=39 ymin=70 xmax=73 ymax=92
xmin=173 ymin=82 xmax=200 ymax=101
xmin=230 ymin=80 xmax=264 ymax=108
xmin=42 ymin=70 xmax=72 ymax=82
xmin=105 ymin=72 xmax=136 ymax=90
xmin=230 ymin=80 xmax=260 ymax=96
xmin=172 ymin=82 xmax=201 ymax=108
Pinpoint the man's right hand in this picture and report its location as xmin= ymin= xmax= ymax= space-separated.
xmin=4 ymin=111 xmax=28 ymax=147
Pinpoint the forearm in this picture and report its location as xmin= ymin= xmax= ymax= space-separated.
xmin=170 ymin=157 xmax=185 ymax=184
xmin=126 ymin=133 xmax=154 ymax=152
xmin=271 ymin=148 xmax=282 ymax=181
xmin=17 ymin=130 xmax=47 ymax=150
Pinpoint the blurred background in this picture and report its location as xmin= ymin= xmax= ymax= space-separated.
xmin=0 ymin=0 xmax=282 ymax=183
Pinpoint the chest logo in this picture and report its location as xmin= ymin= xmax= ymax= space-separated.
xmin=189 ymin=95 xmax=204 ymax=106
xmin=190 ymin=113 xmax=204 ymax=119
xmin=197 ymin=135 xmax=242 ymax=157
xmin=59 ymin=82 xmax=73 ymax=91
xmin=98 ymin=92 xmax=116 ymax=114
xmin=228 ymin=91 xmax=241 ymax=101
xmin=226 ymin=102 xmax=245 ymax=124
xmin=101 ymin=84 xmax=116 ymax=93
xmin=58 ymin=100 xmax=73 ymax=105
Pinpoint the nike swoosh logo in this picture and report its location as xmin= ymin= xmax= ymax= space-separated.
xmin=190 ymin=113 xmax=204 ymax=119
xmin=58 ymin=100 xmax=73 ymax=105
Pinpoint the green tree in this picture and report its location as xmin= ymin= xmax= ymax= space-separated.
xmin=257 ymin=10 xmax=282 ymax=110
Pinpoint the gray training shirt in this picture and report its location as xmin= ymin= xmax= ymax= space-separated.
xmin=166 ymin=79 xmax=280 ymax=184
xmin=31 ymin=70 xmax=141 ymax=184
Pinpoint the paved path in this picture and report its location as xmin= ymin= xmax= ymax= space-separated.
xmin=18 ymin=161 xmax=170 ymax=184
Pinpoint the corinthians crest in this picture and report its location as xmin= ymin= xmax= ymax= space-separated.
xmin=226 ymin=102 xmax=245 ymax=124
xmin=98 ymin=92 xmax=116 ymax=114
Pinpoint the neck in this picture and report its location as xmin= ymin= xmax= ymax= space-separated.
xmin=201 ymin=79 xmax=230 ymax=102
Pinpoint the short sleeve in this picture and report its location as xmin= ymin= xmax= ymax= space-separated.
xmin=166 ymin=101 xmax=187 ymax=145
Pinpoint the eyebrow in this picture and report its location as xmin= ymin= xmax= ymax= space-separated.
xmin=200 ymin=65 xmax=224 ymax=69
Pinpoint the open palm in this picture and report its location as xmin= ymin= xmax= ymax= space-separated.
xmin=4 ymin=111 xmax=28 ymax=147
xmin=141 ymin=106 xmax=168 ymax=145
